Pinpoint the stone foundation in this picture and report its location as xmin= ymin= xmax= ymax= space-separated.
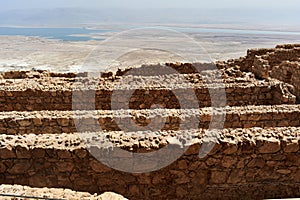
xmin=0 ymin=44 xmax=300 ymax=199
xmin=0 ymin=127 xmax=300 ymax=199
xmin=0 ymin=105 xmax=299 ymax=135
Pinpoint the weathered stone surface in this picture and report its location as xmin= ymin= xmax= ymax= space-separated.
xmin=7 ymin=161 xmax=31 ymax=174
xmin=210 ymin=171 xmax=227 ymax=184
xmin=33 ymin=118 xmax=43 ymax=126
xmin=283 ymin=142 xmax=300 ymax=153
xmin=0 ymin=149 xmax=16 ymax=159
xmin=247 ymin=158 xmax=265 ymax=168
xmin=56 ymin=162 xmax=74 ymax=172
xmin=221 ymin=156 xmax=238 ymax=168
xmin=0 ymin=184 xmax=127 ymax=200
xmin=258 ymin=142 xmax=281 ymax=154
xmin=0 ymin=44 xmax=300 ymax=199
xmin=223 ymin=145 xmax=238 ymax=155
xmin=0 ymin=162 xmax=7 ymax=173
xmin=18 ymin=120 xmax=32 ymax=127
xmin=100 ymin=192 xmax=128 ymax=200
xmin=90 ymin=160 xmax=112 ymax=173
xmin=57 ymin=118 xmax=70 ymax=127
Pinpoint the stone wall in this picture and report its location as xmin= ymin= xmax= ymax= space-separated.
xmin=0 ymin=45 xmax=299 ymax=199
xmin=0 ymin=81 xmax=294 ymax=112
xmin=226 ymin=44 xmax=300 ymax=101
xmin=0 ymin=127 xmax=300 ymax=200
xmin=271 ymin=61 xmax=300 ymax=100
xmin=0 ymin=105 xmax=299 ymax=135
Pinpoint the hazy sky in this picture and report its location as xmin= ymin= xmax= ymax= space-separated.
xmin=1 ymin=0 xmax=299 ymax=27
xmin=1 ymin=0 xmax=300 ymax=10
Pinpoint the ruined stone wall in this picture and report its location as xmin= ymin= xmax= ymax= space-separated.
xmin=0 ymin=82 xmax=294 ymax=111
xmin=0 ymin=127 xmax=300 ymax=200
xmin=227 ymin=44 xmax=300 ymax=101
xmin=0 ymin=105 xmax=299 ymax=135
xmin=0 ymin=47 xmax=299 ymax=200
xmin=271 ymin=61 xmax=300 ymax=100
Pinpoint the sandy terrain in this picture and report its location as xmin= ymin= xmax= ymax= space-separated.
xmin=0 ymin=29 xmax=300 ymax=72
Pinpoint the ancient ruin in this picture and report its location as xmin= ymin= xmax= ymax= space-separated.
xmin=0 ymin=44 xmax=299 ymax=199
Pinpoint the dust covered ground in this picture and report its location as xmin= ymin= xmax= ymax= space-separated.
xmin=1 ymin=30 xmax=300 ymax=72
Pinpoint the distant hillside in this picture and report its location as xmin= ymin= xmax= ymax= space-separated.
xmin=0 ymin=7 xmax=298 ymax=27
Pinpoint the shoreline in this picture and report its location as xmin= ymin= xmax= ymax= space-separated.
xmin=0 ymin=32 xmax=300 ymax=72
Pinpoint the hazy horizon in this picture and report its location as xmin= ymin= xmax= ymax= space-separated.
xmin=0 ymin=0 xmax=299 ymax=30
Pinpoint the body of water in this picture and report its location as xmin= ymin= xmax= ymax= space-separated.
xmin=166 ymin=26 xmax=300 ymax=36
xmin=0 ymin=27 xmax=109 ymax=41
xmin=1 ymin=26 xmax=300 ymax=42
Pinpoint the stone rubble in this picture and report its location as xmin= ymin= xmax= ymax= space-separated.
xmin=0 ymin=184 xmax=127 ymax=200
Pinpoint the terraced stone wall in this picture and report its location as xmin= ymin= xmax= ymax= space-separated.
xmin=0 ymin=48 xmax=299 ymax=200
xmin=0 ymin=128 xmax=300 ymax=200
xmin=0 ymin=105 xmax=299 ymax=135
xmin=0 ymin=81 xmax=294 ymax=112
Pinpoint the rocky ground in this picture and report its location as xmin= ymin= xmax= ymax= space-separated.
xmin=0 ymin=184 xmax=127 ymax=200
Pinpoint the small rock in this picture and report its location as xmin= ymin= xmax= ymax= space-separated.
xmin=18 ymin=120 xmax=31 ymax=127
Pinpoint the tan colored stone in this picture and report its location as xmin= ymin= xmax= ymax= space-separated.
xmin=56 ymin=162 xmax=74 ymax=172
xmin=223 ymin=145 xmax=238 ymax=155
xmin=57 ymin=150 xmax=72 ymax=159
xmin=90 ymin=160 xmax=111 ymax=173
xmin=284 ymin=142 xmax=299 ymax=153
xmin=248 ymin=114 xmax=261 ymax=121
xmin=28 ymin=176 xmax=51 ymax=188
xmin=32 ymin=149 xmax=45 ymax=158
xmin=100 ymin=192 xmax=127 ymax=200
xmin=221 ymin=156 xmax=237 ymax=168
xmin=191 ymin=170 xmax=208 ymax=185
xmin=210 ymin=171 xmax=227 ymax=184
xmin=177 ymin=160 xmax=188 ymax=170
xmin=293 ymin=169 xmax=300 ymax=182
xmin=33 ymin=118 xmax=43 ymax=126
xmin=205 ymin=157 xmax=219 ymax=166
xmin=277 ymin=169 xmax=291 ymax=174
xmin=18 ymin=120 xmax=31 ymax=127
xmin=73 ymin=176 xmax=92 ymax=186
xmin=227 ymin=169 xmax=244 ymax=184
xmin=74 ymin=149 xmax=88 ymax=158
xmin=128 ymin=185 xmax=139 ymax=196
xmin=258 ymin=142 xmax=281 ymax=154
xmin=57 ymin=118 xmax=69 ymax=127
xmin=7 ymin=161 xmax=31 ymax=174
xmin=0 ymin=162 xmax=7 ymax=173
xmin=175 ymin=175 xmax=190 ymax=184
xmin=176 ymin=186 xmax=188 ymax=198
xmin=0 ymin=149 xmax=16 ymax=159
xmin=138 ymin=175 xmax=151 ymax=185
xmin=16 ymin=146 xmax=31 ymax=158
xmin=152 ymin=174 xmax=164 ymax=185
xmin=247 ymin=158 xmax=265 ymax=168
xmin=184 ymin=144 xmax=200 ymax=155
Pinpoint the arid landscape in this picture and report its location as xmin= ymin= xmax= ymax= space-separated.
xmin=1 ymin=0 xmax=300 ymax=199
xmin=0 ymin=43 xmax=299 ymax=199
xmin=1 ymin=29 xmax=300 ymax=72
